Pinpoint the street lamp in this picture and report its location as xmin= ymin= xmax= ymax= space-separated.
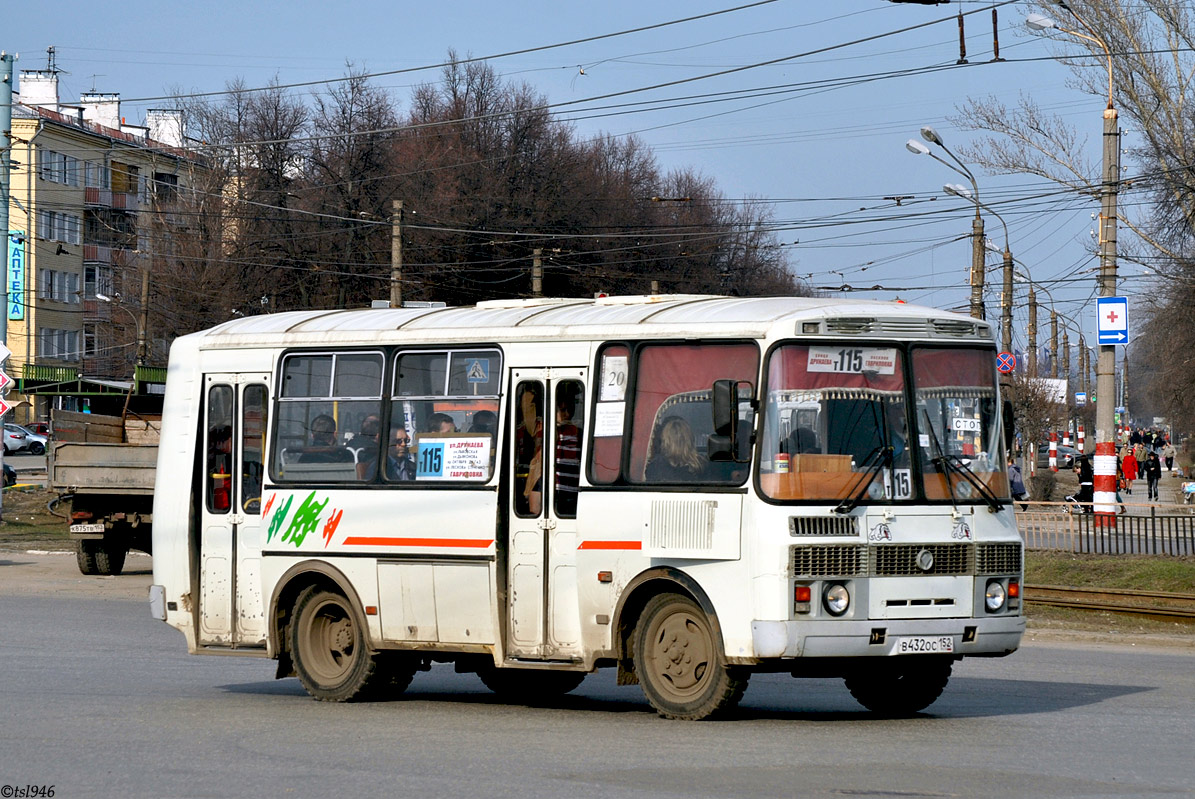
xmin=1027 ymin=2 xmax=1120 ymax=509
xmin=95 ymin=292 xmax=145 ymax=366
xmin=947 ymin=183 xmax=1014 ymax=354
xmin=907 ymin=127 xmax=987 ymax=320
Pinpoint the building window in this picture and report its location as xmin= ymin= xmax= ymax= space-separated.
xmin=39 ymin=328 xmax=80 ymax=360
xmin=83 ymin=323 xmax=98 ymax=358
xmin=84 ymin=161 xmax=110 ymax=189
xmin=38 ymin=270 xmax=80 ymax=303
xmin=36 ymin=210 xmax=82 ymax=245
xmin=39 ymin=150 xmax=80 ymax=186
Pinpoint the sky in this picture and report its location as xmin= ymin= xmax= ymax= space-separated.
xmin=9 ymin=0 xmax=1141 ymax=364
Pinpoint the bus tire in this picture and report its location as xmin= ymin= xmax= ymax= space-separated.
xmin=291 ymin=586 xmax=386 ymax=702
xmin=477 ymin=666 xmax=585 ymax=701
xmin=633 ymin=592 xmax=748 ymax=720
xmin=76 ymin=539 xmax=100 ymax=575
xmin=844 ymin=657 xmax=952 ymax=716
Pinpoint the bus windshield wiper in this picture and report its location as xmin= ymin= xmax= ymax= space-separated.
xmin=941 ymin=454 xmax=1002 ymax=512
xmin=833 ymin=444 xmax=893 ymax=514
xmin=920 ymin=407 xmax=958 ymax=513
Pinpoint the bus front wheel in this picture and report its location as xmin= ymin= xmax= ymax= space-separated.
xmin=844 ymin=657 xmax=953 ymax=716
xmin=633 ymin=592 xmax=748 ymax=720
xmin=291 ymin=586 xmax=392 ymax=702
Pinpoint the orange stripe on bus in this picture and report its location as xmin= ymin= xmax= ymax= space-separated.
xmin=578 ymin=540 xmax=642 ymax=551
xmin=341 ymin=537 xmax=494 ymax=548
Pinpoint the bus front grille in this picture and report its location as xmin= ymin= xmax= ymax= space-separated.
xmin=872 ymin=543 xmax=972 ymax=576
xmin=792 ymin=545 xmax=868 ymax=577
xmin=976 ymin=542 xmax=1022 ymax=574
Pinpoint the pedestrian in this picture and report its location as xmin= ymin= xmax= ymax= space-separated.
xmin=1121 ymin=447 xmax=1138 ymax=495
xmin=1163 ymin=441 xmax=1176 ymax=472
xmin=1007 ymin=455 xmax=1029 ymax=511
xmin=1144 ymin=451 xmax=1163 ymax=501
xmin=1066 ymin=455 xmax=1095 ymax=514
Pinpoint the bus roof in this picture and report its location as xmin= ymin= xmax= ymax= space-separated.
xmin=186 ymin=295 xmax=993 ymax=349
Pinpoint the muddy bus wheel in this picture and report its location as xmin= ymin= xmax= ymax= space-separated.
xmin=633 ymin=593 xmax=748 ymax=720
xmin=290 ymin=586 xmax=386 ymax=702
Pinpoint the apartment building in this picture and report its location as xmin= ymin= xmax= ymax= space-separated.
xmin=7 ymin=68 xmax=205 ymax=424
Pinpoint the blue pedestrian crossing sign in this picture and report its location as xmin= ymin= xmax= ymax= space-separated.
xmin=465 ymin=358 xmax=490 ymax=383
xmin=1096 ymin=297 xmax=1129 ymax=345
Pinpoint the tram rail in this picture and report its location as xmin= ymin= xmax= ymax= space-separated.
xmin=1024 ymin=584 xmax=1195 ymax=623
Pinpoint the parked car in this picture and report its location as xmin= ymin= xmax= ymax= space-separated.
xmin=3 ymin=462 xmax=15 ymax=487
xmin=2 ymin=425 xmax=27 ymax=454
xmin=1035 ymin=442 xmax=1078 ymax=469
xmin=26 ymin=422 xmax=50 ymax=437
xmin=4 ymin=423 xmax=47 ymax=455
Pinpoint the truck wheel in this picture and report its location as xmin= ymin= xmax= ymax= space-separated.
xmin=632 ymin=592 xmax=748 ymax=720
xmin=95 ymin=542 xmax=127 ymax=576
xmin=290 ymin=585 xmax=388 ymax=702
xmin=76 ymin=540 xmax=101 ymax=575
xmin=844 ymin=657 xmax=952 ymax=716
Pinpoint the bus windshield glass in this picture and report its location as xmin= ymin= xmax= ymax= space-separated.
xmin=760 ymin=344 xmax=909 ymax=502
xmin=911 ymin=346 xmax=1009 ymax=501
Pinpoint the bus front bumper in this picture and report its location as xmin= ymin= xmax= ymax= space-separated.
xmin=750 ymin=615 xmax=1025 ymax=659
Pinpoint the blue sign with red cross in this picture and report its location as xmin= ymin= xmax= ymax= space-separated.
xmin=996 ymin=351 xmax=1016 ymax=373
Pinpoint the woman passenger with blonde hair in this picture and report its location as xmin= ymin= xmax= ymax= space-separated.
xmin=646 ymin=416 xmax=705 ymax=482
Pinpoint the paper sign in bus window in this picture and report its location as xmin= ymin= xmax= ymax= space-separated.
xmin=807 ymin=347 xmax=897 ymax=375
xmin=599 ymin=355 xmax=628 ymax=401
xmin=417 ymin=436 xmax=492 ymax=481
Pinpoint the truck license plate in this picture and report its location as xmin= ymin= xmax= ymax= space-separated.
xmin=895 ymin=636 xmax=954 ymax=654
xmin=70 ymin=523 xmax=106 ymax=534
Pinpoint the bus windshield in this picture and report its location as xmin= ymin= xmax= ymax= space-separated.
xmin=760 ymin=344 xmax=909 ymax=502
xmin=911 ymin=346 xmax=1009 ymax=501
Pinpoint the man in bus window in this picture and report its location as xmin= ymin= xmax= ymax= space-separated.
xmin=386 ymin=428 xmax=417 ymax=481
xmin=299 ymin=414 xmax=354 ymax=463
xmin=425 ymin=412 xmax=457 ymax=434
xmin=355 ymin=415 xmax=382 ymax=480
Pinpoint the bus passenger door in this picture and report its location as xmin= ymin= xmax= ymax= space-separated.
xmin=198 ymin=373 xmax=270 ymax=647
xmin=505 ymin=369 xmax=586 ymax=661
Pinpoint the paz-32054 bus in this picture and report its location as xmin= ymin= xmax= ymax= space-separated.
xmin=150 ymin=295 xmax=1023 ymax=719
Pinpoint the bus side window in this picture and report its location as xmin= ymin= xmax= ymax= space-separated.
xmin=206 ymin=384 xmax=234 ymax=513
xmin=553 ymin=380 xmax=583 ymax=518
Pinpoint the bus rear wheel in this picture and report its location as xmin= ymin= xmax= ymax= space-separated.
xmin=844 ymin=657 xmax=953 ymax=716
xmin=291 ymin=586 xmax=390 ymax=702
xmin=633 ymin=592 xmax=748 ymax=720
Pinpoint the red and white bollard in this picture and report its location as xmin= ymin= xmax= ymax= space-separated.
xmin=1077 ymin=424 xmax=1085 ymax=455
xmin=1049 ymin=432 xmax=1058 ymax=472
xmin=1094 ymin=441 xmax=1118 ymax=526
xmin=1063 ymin=427 xmax=1071 ymax=448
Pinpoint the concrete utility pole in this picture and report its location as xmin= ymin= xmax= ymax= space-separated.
xmin=531 ymin=248 xmax=543 ymax=297
xmin=137 ymin=266 xmax=150 ymax=365
xmin=1028 ymin=288 xmax=1038 ymax=377
xmin=1050 ymin=312 xmax=1059 ymax=379
xmin=389 ymin=200 xmax=403 ymax=308
xmin=969 ymin=214 xmax=986 ymax=321
xmin=0 ymin=52 xmax=15 ymax=525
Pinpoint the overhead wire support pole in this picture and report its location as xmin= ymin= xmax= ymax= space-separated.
xmin=390 ymin=200 xmax=403 ymax=308
xmin=0 ymin=52 xmax=16 ymax=524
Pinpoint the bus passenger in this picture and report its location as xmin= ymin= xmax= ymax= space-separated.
xmin=647 ymin=416 xmax=705 ymax=482
xmin=425 ymin=412 xmax=457 ymax=434
xmin=554 ymin=394 xmax=581 ymax=516
xmin=355 ymin=415 xmax=382 ymax=480
xmin=299 ymin=415 xmax=354 ymax=463
xmin=386 ymin=429 xmax=417 ymax=481
xmin=516 ymin=383 xmax=544 ymax=515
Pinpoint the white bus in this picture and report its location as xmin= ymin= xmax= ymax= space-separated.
xmin=150 ymin=295 xmax=1024 ymax=719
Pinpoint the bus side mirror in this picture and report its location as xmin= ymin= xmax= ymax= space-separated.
xmin=709 ymin=379 xmax=753 ymax=463
xmin=1002 ymin=399 xmax=1015 ymax=452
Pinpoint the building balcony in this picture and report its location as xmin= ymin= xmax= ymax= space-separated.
xmin=82 ymin=243 xmax=113 ymax=263
xmin=84 ymin=186 xmax=112 ymax=207
xmin=110 ymin=192 xmax=140 ymax=212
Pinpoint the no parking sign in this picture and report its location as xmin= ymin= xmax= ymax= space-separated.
xmin=996 ymin=351 xmax=1016 ymax=373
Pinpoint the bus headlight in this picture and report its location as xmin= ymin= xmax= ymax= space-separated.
xmin=985 ymin=579 xmax=1007 ymax=612
xmin=823 ymin=583 xmax=850 ymax=616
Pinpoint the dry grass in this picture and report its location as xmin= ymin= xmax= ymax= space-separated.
xmin=0 ymin=487 xmax=72 ymax=551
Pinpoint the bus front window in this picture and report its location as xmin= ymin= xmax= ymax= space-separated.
xmin=911 ymin=347 xmax=1010 ymax=501
xmin=760 ymin=344 xmax=909 ymax=502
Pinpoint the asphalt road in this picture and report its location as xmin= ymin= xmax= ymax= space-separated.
xmin=1 ymin=555 xmax=1194 ymax=798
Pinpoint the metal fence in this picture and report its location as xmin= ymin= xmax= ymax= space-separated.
xmin=1018 ymin=501 xmax=1195 ymax=556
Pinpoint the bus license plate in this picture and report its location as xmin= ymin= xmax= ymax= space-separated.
xmin=70 ymin=523 xmax=106 ymax=534
xmin=895 ymin=636 xmax=954 ymax=654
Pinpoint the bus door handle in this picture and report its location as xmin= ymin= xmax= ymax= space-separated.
xmin=539 ymin=518 xmax=557 ymax=532
xmin=230 ymin=513 xmax=246 ymax=525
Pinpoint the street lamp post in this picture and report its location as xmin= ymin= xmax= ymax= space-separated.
xmin=906 ymin=128 xmax=986 ymax=320
xmin=1028 ymin=4 xmax=1119 ymax=519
